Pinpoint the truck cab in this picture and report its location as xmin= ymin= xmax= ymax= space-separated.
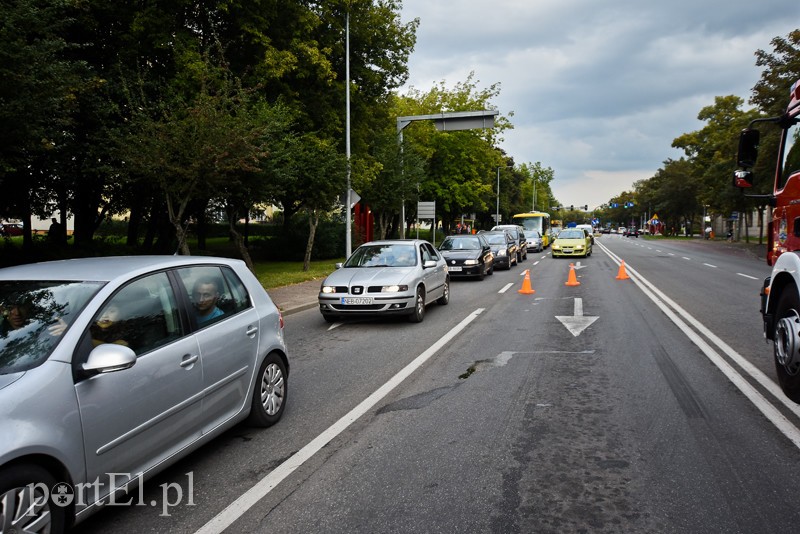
xmin=735 ymin=79 xmax=800 ymax=402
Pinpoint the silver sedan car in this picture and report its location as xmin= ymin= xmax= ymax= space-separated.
xmin=0 ymin=256 xmax=289 ymax=533
xmin=318 ymin=239 xmax=449 ymax=323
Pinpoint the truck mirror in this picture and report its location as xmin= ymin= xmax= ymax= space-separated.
xmin=733 ymin=169 xmax=754 ymax=188
xmin=737 ymin=128 xmax=760 ymax=168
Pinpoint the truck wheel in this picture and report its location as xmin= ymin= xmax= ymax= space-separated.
xmin=774 ymin=289 xmax=800 ymax=403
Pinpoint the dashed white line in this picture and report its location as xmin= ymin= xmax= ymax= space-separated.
xmin=703 ymin=263 xmax=718 ymax=268
xmin=498 ymin=283 xmax=514 ymax=293
xmin=737 ymin=273 xmax=759 ymax=280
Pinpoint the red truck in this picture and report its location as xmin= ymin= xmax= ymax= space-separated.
xmin=735 ymin=79 xmax=800 ymax=402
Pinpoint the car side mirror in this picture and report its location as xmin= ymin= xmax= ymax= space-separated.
xmin=83 ymin=344 xmax=137 ymax=374
xmin=423 ymin=260 xmax=437 ymax=269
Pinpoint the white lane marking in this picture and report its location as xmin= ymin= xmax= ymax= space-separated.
xmin=555 ymin=297 xmax=598 ymax=337
xmin=703 ymin=263 xmax=718 ymax=268
xmin=533 ymin=260 xmax=541 ymax=266
xmin=682 ymin=256 xmax=691 ymax=260
xmin=195 ymin=308 xmax=486 ymax=534
xmin=498 ymin=283 xmax=514 ymax=294
xmin=738 ymin=273 xmax=759 ymax=280
xmin=597 ymin=241 xmax=800 ymax=449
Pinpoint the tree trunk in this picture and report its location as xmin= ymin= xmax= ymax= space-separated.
xmin=166 ymin=194 xmax=191 ymax=255
xmin=226 ymin=204 xmax=255 ymax=273
xmin=303 ymin=208 xmax=319 ymax=272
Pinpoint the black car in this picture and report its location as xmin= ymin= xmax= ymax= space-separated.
xmin=626 ymin=228 xmax=640 ymax=238
xmin=438 ymin=234 xmax=494 ymax=280
xmin=491 ymin=224 xmax=527 ymax=262
xmin=480 ymin=231 xmax=517 ymax=270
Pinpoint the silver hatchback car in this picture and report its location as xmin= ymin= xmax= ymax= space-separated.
xmin=318 ymin=239 xmax=449 ymax=323
xmin=0 ymin=256 xmax=289 ymax=533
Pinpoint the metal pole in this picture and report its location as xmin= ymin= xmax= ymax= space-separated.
xmin=345 ymin=12 xmax=352 ymax=257
xmin=496 ymin=167 xmax=500 ymax=223
xmin=532 ymin=179 xmax=536 ymax=212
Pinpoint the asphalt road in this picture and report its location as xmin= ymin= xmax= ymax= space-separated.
xmin=76 ymin=236 xmax=800 ymax=534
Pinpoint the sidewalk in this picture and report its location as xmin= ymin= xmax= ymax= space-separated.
xmin=266 ymin=279 xmax=321 ymax=316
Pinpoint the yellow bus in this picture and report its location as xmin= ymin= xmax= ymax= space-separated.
xmin=512 ymin=212 xmax=553 ymax=247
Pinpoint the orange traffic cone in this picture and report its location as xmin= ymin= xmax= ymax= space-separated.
xmin=565 ymin=263 xmax=580 ymax=286
xmin=616 ymin=260 xmax=630 ymax=280
xmin=518 ymin=269 xmax=535 ymax=294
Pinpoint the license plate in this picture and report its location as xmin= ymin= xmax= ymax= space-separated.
xmin=341 ymin=297 xmax=372 ymax=305
xmin=563 ymin=248 xmax=573 ymax=253
xmin=449 ymin=266 xmax=462 ymax=272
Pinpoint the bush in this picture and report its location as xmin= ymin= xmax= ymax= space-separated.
xmin=249 ymin=215 xmax=344 ymax=261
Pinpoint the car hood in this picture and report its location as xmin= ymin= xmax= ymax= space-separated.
xmin=440 ymin=250 xmax=480 ymax=260
xmin=323 ymin=267 xmax=417 ymax=287
xmin=0 ymin=371 xmax=25 ymax=391
xmin=554 ymin=238 xmax=586 ymax=245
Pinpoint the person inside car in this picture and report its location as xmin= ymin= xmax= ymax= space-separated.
xmin=193 ymin=277 xmax=224 ymax=325
xmin=90 ymin=303 xmax=130 ymax=347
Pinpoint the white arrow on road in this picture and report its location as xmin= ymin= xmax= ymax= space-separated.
xmin=556 ymin=297 xmax=598 ymax=337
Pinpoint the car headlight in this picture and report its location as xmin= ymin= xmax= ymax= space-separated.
xmin=321 ymin=285 xmax=336 ymax=294
xmin=496 ymin=249 xmax=506 ymax=257
xmin=381 ymin=284 xmax=408 ymax=293
xmin=553 ymin=244 xmax=560 ymax=250
xmin=464 ymin=259 xmax=478 ymax=265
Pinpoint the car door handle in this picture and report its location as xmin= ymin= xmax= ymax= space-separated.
xmin=180 ymin=354 xmax=199 ymax=368
xmin=245 ymin=326 xmax=258 ymax=337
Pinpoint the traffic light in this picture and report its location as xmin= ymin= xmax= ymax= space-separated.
xmin=582 ymin=205 xmax=588 ymax=210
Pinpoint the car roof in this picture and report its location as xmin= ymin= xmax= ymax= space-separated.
xmin=358 ymin=239 xmax=429 ymax=246
xmin=0 ymin=255 xmax=246 ymax=282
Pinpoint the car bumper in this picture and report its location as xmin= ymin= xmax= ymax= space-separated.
xmin=447 ymin=265 xmax=484 ymax=277
xmin=318 ymin=294 xmax=415 ymax=316
xmin=552 ymin=249 xmax=586 ymax=257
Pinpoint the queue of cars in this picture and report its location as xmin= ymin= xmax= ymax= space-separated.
xmin=1 ymin=219 xmax=611 ymax=533
xmin=0 ymin=256 xmax=289 ymax=533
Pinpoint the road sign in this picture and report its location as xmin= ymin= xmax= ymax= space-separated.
xmin=418 ymin=201 xmax=435 ymax=219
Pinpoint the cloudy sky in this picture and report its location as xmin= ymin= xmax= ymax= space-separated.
xmin=398 ymin=0 xmax=799 ymax=209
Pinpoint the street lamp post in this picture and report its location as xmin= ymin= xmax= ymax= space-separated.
xmin=496 ymin=167 xmax=500 ymax=224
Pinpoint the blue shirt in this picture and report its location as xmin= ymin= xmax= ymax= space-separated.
xmin=197 ymin=306 xmax=224 ymax=325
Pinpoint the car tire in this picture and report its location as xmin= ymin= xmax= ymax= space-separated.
xmin=246 ymin=352 xmax=288 ymax=427
xmin=409 ymin=288 xmax=425 ymax=323
xmin=773 ymin=289 xmax=800 ymax=403
xmin=436 ymin=279 xmax=450 ymax=305
xmin=488 ymin=263 xmax=494 ymax=275
xmin=0 ymin=464 xmax=67 ymax=534
xmin=478 ymin=267 xmax=486 ymax=281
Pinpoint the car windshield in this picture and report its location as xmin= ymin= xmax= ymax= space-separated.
xmin=0 ymin=281 xmax=104 ymax=374
xmin=440 ymin=237 xmax=481 ymax=250
xmin=484 ymin=234 xmax=508 ymax=245
xmin=558 ymin=230 xmax=584 ymax=239
xmin=344 ymin=244 xmax=417 ymax=268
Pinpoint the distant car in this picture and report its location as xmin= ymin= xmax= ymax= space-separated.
xmin=0 ymin=256 xmax=289 ymax=533
xmin=0 ymin=222 xmax=23 ymax=236
xmin=525 ymin=230 xmax=544 ymax=253
xmin=480 ymin=231 xmax=518 ymax=270
xmin=438 ymin=234 xmax=494 ymax=280
xmin=618 ymin=227 xmax=626 ymax=235
xmin=627 ymin=228 xmax=640 ymax=238
xmin=491 ymin=224 xmax=527 ymax=262
xmin=318 ymin=239 xmax=449 ymax=323
xmin=551 ymin=228 xmax=593 ymax=258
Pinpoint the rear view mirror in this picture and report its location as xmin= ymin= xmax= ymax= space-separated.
xmin=733 ymin=169 xmax=754 ymax=188
xmin=737 ymin=128 xmax=760 ymax=168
